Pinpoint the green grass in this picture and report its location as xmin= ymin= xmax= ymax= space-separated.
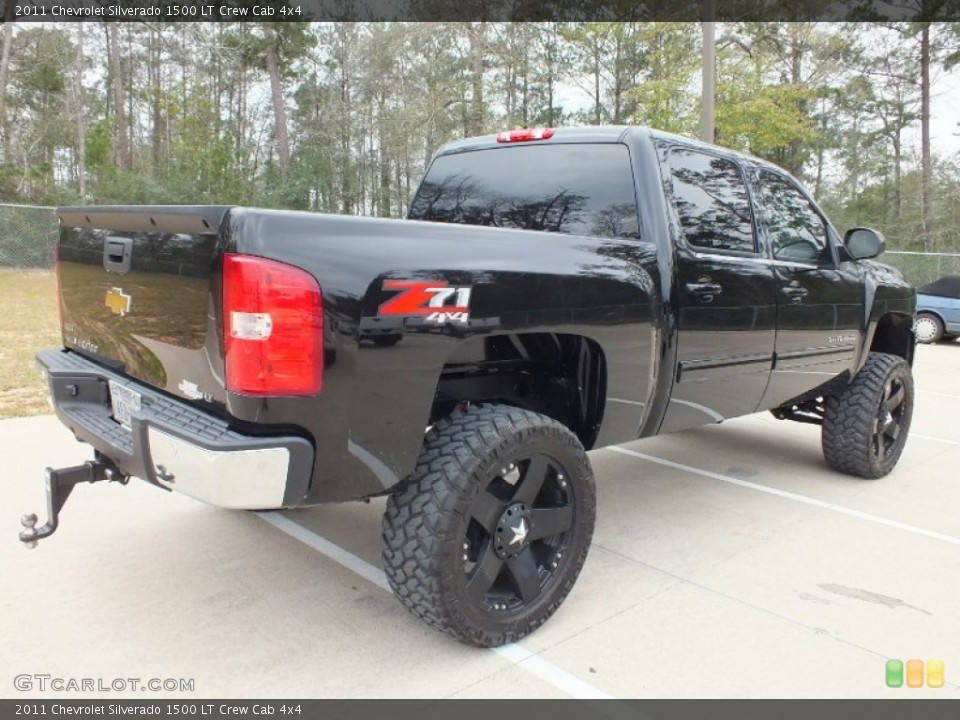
xmin=0 ymin=269 xmax=61 ymax=418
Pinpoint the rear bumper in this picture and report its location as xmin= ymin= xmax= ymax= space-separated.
xmin=37 ymin=349 xmax=313 ymax=509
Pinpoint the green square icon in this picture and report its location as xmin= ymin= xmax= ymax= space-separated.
xmin=886 ymin=659 xmax=904 ymax=688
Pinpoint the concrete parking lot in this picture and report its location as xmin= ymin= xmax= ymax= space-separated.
xmin=2 ymin=343 xmax=958 ymax=699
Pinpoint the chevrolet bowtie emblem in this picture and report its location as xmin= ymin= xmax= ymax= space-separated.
xmin=105 ymin=287 xmax=132 ymax=316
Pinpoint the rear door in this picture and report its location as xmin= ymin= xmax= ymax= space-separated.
xmin=659 ymin=145 xmax=778 ymax=433
xmin=748 ymin=168 xmax=863 ymax=409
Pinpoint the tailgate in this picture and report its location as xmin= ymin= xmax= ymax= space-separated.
xmin=56 ymin=206 xmax=230 ymax=406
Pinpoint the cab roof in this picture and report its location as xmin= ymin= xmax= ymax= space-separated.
xmin=433 ymin=125 xmax=780 ymax=174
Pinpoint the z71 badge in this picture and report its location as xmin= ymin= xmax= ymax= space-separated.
xmin=379 ymin=280 xmax=472 ymax=325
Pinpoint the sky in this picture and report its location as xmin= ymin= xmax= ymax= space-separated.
xmin=556 ymin=63 xmax=960 ymax=162
xmin=924 ymin=68 xmax=960 ymax=159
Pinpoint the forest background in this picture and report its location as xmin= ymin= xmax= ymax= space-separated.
xmin=1 ymin=20 xmax=959 ymax=251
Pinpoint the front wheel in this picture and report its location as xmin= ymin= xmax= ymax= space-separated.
xmin=381 ymin=404 xmax=596 ymax=647
xmin=821 ymin=352 xmax=914 ymax=478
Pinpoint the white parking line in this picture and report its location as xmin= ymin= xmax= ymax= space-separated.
xmin=492 ymin=643 xmax=619 ymax=702
xmin=254 ymin=511 xmax=621 ymax=702
xmin=912 ymin=432 xmax=960 ymax=446
xmin=605 ymin=446 xmax=960 ymax=547
xmin=256 ymin=511 xmax=390 ymax=591
xmin=917 ymin=389 xmax=960 ymax=400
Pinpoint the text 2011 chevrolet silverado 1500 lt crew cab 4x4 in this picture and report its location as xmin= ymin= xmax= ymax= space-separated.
xmin=22 ymin=126 xmax=916 ymax=647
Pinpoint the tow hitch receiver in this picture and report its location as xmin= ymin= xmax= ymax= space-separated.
xmin=19 ymin=458 xmax=128 ymax=548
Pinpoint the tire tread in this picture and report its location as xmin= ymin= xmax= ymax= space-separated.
xmin=822 ymin=352 xmax=913 ymax=478
xmin=381 ymin=403 xmax=594 ymax=647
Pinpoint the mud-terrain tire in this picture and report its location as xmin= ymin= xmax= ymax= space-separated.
xmin=381 ymin=404 xmax=596 ymax=647
xmin=822 ymin=352 xmax=914 ymax=479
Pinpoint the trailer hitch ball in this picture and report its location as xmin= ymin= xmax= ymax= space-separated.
xmin=20 ymin=514 xmax=39 ymax=549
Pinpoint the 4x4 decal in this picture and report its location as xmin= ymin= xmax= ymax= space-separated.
xmin=379 ymin=280 xmax=472 ymax=325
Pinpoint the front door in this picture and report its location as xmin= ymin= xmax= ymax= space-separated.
xmin=659 ymin=146 xmax=778 ymax=433
xmin=750 ymin=167 xmax=863 ymax=409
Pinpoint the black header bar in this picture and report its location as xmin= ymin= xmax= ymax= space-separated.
xmin=5 ymin=0 xmax=960 ymax=22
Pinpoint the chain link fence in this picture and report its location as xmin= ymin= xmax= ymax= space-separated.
xmin=0 ymin=204 xmax=58 ymax=269
xmin=883 ymin=252 xmax=960 ymax=289
xmin=2 ymin=203 xmax=960 ymax=287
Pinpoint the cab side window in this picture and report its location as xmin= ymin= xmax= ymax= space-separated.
xmin=756 ymin=170 xmax=831 ymax=264
xmin=667 ymin=148 xmax=756 ymax=254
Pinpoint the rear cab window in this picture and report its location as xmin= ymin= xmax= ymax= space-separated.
xmin=409 ymin=144 xmax=641 ymax=240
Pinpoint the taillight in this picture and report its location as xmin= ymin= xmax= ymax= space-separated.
xmin=496 ymin=128 xmax=555 ymax=143
xmin=222 ymin=253 xmax=323 ymax=396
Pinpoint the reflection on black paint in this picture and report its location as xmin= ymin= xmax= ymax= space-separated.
xmin=409 ymin=144 xmax=641 ymax=240
xmin=57 ymin=225 xmax=216 ymax=389
xmin=668 ymin=149 xmax=755 ymax=254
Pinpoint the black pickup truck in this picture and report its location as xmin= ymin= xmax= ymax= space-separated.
xmin=22 ymin=126 xmax=916 ymax=647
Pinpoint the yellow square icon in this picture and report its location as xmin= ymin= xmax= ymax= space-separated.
xmin=906 ymin=659 xmax=924 ymax=688
xmin=927 ymin=660 xmax=944 ymax=688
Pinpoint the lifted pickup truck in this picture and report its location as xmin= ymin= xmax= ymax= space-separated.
xmin=23 ymin=126 xmax=916 ymax=647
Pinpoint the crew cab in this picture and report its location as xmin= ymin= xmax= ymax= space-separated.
xmin=22 ymin=126 xmax=916 ymax=647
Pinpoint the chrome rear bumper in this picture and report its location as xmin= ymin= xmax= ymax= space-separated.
xmin=37 ymin=349 xmax=313 ymax=509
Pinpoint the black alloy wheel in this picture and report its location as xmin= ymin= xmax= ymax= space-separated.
xmin=871 ymin=373 xmax=908 ymax=465
xmin=462 ymin=452 xmax=574 ymax=613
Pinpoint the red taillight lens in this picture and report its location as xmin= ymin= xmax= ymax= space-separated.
xmin=496 ymin=128 xmax=555 ymax=143
xmin=222 ymin=253 xmax=323 ymax=396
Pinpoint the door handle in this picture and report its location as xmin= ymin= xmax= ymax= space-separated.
xmin=103 ymin=236 xmax=133 ymax=275
xmin=686 ymin=281 xmax=723 ymax=303
xmin=781 ymin=285 xmax=808 ymax=304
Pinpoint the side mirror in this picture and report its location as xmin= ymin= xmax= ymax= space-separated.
xmin=844 ymin=227 xmax=885 ymax=260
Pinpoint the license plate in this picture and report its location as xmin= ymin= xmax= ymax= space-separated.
xmin=109 ymin=381 xmax=141 ymax=430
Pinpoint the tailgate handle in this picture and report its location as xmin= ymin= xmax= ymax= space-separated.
xmin=103 ymin=236 xmax=133 ymax=274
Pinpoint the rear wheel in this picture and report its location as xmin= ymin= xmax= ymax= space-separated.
xmin=914 ymin=313 xmax=944 ymax=344
xmin=822 ymin=352 xmax=914 ymax=478
xmin=381 ymin=404 xmax=595 ymax=647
